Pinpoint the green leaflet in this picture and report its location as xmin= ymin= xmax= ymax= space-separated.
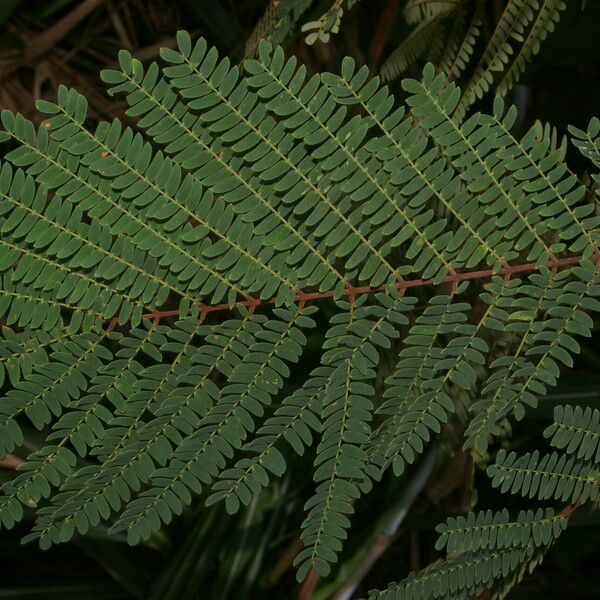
xmin=544 ymin=404 xmax=600 ymax=463
xmin=381 ymin=7 xmax=451 ymax=81
xmin=369 ymin=507 xmax=568 ymax=599
xmin=0 ymin=445 xmax=76 ymax=529
xmin=0 ymin=34 xmax=599 ymax=597
xmin=456 ymin=0 xmax=567 ymax=120
xmin=29 ymin=311 xmax=268 ymax=546
xmin=570 ymin=116 xmax=600 ymax=189
xmin=0 ymin=327 xmax=73 ymax=388
xmin=324 ymin=58 xmax=518 ymax=272
xmin=245 ymin=0 xmax=315 ymax=58
xmin=0 ymin=329 xmax=115 ymax=458
xmin=0 ymin=322 xmax=163 ymax=533
xmin=207 ymin=365 xmax=324 ymax=511
xmin=465 ymin=264 xmax=600 ymax=454
xmin=0 ymin=158 xmax=167 ymax=326
xmin=488 ymin=449 xmax=600 ymax=505
xmin=109 ymin=304 xmax=316 ymax=544
xmin=104 ymin=46 xmax=350 ymax=298
xmin=247 ymin=40 xmax=454 ymax=284
xmin=437 ymin=2 xmax=483 ymax=82
xmin=295 ymin=292 xmax=416 ymax=579
xmin=40 ymin=89 xmax=301 ymax=306
xmin=368 ymin=543 xmax=544 ymax=600
xmin=434 ymin=508 xmax=568 ymax=554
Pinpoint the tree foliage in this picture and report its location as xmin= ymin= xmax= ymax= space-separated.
xmin=0 ymin=14 xmax=599 ymax=599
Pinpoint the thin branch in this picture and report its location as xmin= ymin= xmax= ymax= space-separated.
xmin=297 ymin=568 xmax=320 ymax=600
xmin=140 ymin=254 xmax=592 ymax=321
xmin=0 ymin=454 xmax=25 ymax=470
xmin=368 ymin=0 xmax=402 ymax=70
xmin=557 ymin=499 xmax=581 ymax=519
xmin=0 ymin=0 xmax=107 ymax=79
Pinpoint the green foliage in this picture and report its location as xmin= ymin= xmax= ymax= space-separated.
xmin=0 ymin=30 xmax=599 ymax=599
xmin=434 ymin=508 xmax=568 ymax=554
xmin=245 ymin=0 xmax=315 ymax=57
xmin=381 ymin=7 xmax=452 ymax=81
xmin=301 ymin=0 xmax=363 ymax=46
xmin=495 ymin=0 xmax=566 ymax=97
xmin=366 ymin=507 xmax=568 ymax=599
xmin=456 ymin=0 xmax=568 ymax=120
xmin=367 ymin=404 xmax=597 ymax=599
xmin=570 ymin=116 xmax=600 ymax=189
xmin=488 ymin=449 xmax=599 ymax=504
xmin=437 ymin=1 xmax=484 ymax=81
xmin=312 ymin=0 xmax=568 ymax=123
xmin=544 ymin=404 xmax=600 ymax=462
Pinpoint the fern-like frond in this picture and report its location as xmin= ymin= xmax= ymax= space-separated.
xmin=0 ymin=327 xmax=69 ymax=388
xmin=27 ymin=311 xmax=265 ymax=545
xmin=370 ymin=277 xmax=514 ymax=477
xmin=434 ymin=507 xmax=568 ymax=554
xmin=482 ymin=108 xmax=599 ymax=255
xmin=497 ymin=0 xmax=567 ymax=97
xmin=0 ymin=121 xmax=180 ymax=323
xmin=0 ymin=328 xmax=162 ymax=522
xmin=165 ymin=36 xmax=401 ymax=286
xmin=404 ymin=68 xmax=600 ymax=262
xmin=570 ymin=117 xmax=600 ymax=190
xmin=544 ymin=404 xmax=600 ymax=464
xmin=22 ymin=321 xmax=169 ymax=545
xmin=0 ymin=163 xmax=134 ymax=329
xmin=107 ymin=305 xmax=316 ymax=544
xmin=302 ymin=0 xmax=361 ymax=45
xmin=104 ymin=46 xmax=352 ymax=296
xmin=11 ymin=101 xmax=259 ymax=310
xmin=0 ymin=330 xmax=114 ymax=458
xmin=36 ymin=89 xmax=300 ymax=307
xmin=207 ymin=365 xmax=324 ymax=511
xmin=438 ymin=1 xmax=484 ymax=81
xmin=248 ymin=42 xmax=466 ymax=282
xmin=456 ymin=0 xmax=555 ymax=121
xmin=465 ymin=262 xmax=600 ymax=453
xmin=245 ymin=0 xmax=314 ymax=57
xmin=381 ymin=9 xmax=451 ymax=81
xmin=0 ymin=230 xmax=143 ymax=332
xmin=488 ymin=448 xmax=600 ymax=504
xmin=324 ymin=59 xmax=517 ymax=272
xmin=0 ymin=33 xmax=598 ymax=594
xmin=295 ymin=291 xmax=415 ymax=579
xmin=0 ymin=446 xmax=76 ymax=529
xmin=368 ymin=541 xmax=543 ymax=600
xmin=404 ymin=0 xmax=461 ymax=25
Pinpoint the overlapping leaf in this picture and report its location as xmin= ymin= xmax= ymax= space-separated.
xmin=0 ymin=34 xmax=598 ymax=598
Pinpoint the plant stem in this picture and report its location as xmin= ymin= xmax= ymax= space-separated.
xmin=140 ymin=254 xmax=592 ymax=321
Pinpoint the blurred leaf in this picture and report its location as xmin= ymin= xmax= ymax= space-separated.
xmin=150 ymin=508 xmax=226 ymax=600
xmin=0 ymin=0 xmax=21 ymax=25
xmin=76 ymin=538 xmax=148 ymax=599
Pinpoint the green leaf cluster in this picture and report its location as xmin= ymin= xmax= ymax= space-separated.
xmin=0 ymin=32 xmax=599 ymax=598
